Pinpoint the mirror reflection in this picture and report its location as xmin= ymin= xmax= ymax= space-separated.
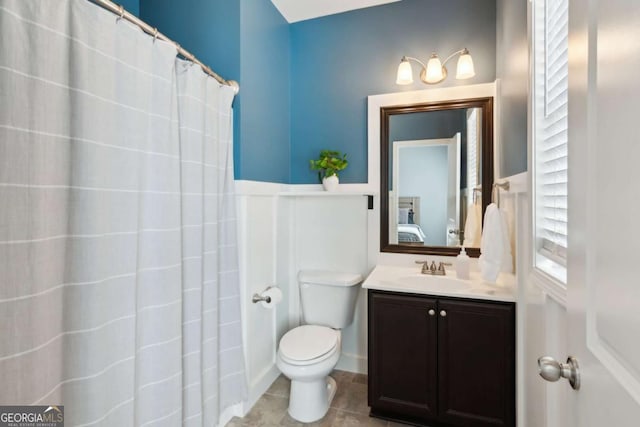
xmin=380 ymin=97 xmax=493 ymax=257
xmin=389 ymin=108 xmax=482 ymax=247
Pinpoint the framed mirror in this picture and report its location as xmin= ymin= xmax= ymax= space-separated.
xmin=380 ymin=97 xmax=494 ymax=257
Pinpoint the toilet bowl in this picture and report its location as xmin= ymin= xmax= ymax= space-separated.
xmin=276 ymin=325 xmax=341 ymax=423
xmin=276 ymin=270 xmax=363 ymax=423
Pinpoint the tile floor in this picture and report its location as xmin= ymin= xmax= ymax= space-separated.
xmin=226 ymin=370 xmax=406 ymax=427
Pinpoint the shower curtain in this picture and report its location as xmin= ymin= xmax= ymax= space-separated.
xmin=0 ymin=1 xmax=246 ymax=425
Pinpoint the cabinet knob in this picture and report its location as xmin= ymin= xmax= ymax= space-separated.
xmin=428 ymin=309 xmax=435 ymax=316
xmin=440 ymin=310 xmax=447 ymax=317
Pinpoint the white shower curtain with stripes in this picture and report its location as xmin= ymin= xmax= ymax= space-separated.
xmin=0 ymin=1 xmax=247 ymax=425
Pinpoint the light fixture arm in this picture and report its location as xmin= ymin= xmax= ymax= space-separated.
xmin=401 ymin=55 xmax=428 ymax=70
xmin=441 ymin=49 xmax=468 ymax=68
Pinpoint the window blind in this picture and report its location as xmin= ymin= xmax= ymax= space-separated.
xmin=467 ymin=108 xmax=479 ymax=196
xmin=534 ymin=0 xmax=569 ymax=278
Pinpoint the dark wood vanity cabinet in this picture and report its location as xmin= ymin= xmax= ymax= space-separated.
xmin=368 ymin=290 xmax=515 ymax=427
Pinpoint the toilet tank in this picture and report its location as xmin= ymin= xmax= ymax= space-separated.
xmin=298 ymin=270 xmax=363 ymax=329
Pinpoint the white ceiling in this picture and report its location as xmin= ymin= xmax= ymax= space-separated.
xmin=270 ymin=0 xmax=401 ymax=23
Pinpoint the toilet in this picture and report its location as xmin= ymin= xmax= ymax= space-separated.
xmin=276 ymin=270 xmax=363 ymax=423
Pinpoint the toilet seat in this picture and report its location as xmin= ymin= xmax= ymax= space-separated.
xmin=279 ymin=325 xmax=339 ymax=366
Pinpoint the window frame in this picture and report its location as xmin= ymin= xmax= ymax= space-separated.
xmin=531 ymin=0 xmax=569 ymax=286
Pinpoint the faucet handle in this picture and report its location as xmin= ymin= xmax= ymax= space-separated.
xmin=415 ymin=259 xmax=430 ymax=274
xmin=438 ymin=262 xmax=452 ymax=271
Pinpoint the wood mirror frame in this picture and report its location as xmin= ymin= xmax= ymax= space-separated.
xmin=380 ymin=97 xmax=494 ymax=257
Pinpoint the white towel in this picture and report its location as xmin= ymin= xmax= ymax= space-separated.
xmin=479 ymin=203 xmax=513 ymax=283
xmin=463 ymin=202 xmax=482 ymax=247
xmin=398 ymin=208 xmax=409 ymax=224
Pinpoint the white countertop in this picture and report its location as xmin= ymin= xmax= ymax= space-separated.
xmin=362 ymin=264 xmax=516 ymax=303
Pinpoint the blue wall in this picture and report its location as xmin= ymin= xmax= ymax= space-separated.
xmin=389 ymin=110 xmax=466 ymax=144
xmin=239 ymin=0 xmax=290 ymax=183
xmin=119 ymin=0 xmax=139 ymax=17
xmin=496 ymin=0 xmax=528 ymax=177
xmin=140 ymin=1 xmax=240 ymax=80
xmin=290 ymin=0 xmax=496 ymax=183
xmin=140 ymin=0 xmax=289 ymax=183
xmin=137 ymin=0 xmax=497 ymax=184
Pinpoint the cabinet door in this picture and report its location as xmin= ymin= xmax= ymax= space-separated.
xmin=368 ymin=291 xmax=438 ymax=422
xmin=437 ymin=299 xmax=515 ymax=427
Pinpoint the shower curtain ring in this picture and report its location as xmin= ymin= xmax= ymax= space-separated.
xmin=116 ymin=5 xmax=125 ymax=22
xmin=153 ymin=27 xmax=159 ymax=42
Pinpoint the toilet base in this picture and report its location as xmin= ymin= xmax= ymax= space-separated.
xmin=288 ymin=376 xmax=337 ymax=423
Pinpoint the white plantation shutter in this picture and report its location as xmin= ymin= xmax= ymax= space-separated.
xmin=467 ymin=108 xmax=479 ymax=195
xmin=533 ymin=0 xmax=569 ymax=281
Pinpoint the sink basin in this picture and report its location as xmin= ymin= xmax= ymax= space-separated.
xmin=396 ymin=275 xmax=471 ymax=292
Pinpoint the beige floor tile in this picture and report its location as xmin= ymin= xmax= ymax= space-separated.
xmin=225 ymin=417 xmax=244 ymax=426
xmin=266 ymin=375 xmax=291 ymax=398
xmin=330 ymin=381 xmax=369 ymax=415
xmin=279 ymin=407 xmax=338 ymax=427
xmin=331 ymin=410 xmax=387 ymax=426
xmin=330 ymin=369 xmax=355 ymax=384
xmin=351 ymin=373 xmax=368 ymax=385
xmin=227 ymin=372 xmax=372 ymax=427
xmin=243 ymin=394 xmax=290 ymax=426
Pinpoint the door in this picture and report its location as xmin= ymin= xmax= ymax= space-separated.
xmin=392 ymin=136 xmax=460 ymax=246
xmin=438 ymin=299 xmax=515 ymax=427
xmin=564 ymin=0 xmax=640 ymax=424
xmin=368 ymin=291 xmax=438 ymax=422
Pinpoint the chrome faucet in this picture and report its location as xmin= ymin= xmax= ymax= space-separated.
xmin=415 ymin=260 xmax=452 ymax=275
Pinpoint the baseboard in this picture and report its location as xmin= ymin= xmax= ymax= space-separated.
xmin=218 ymin=402 xmax=243 ymax=427
xmin=245 ymin=364 xmax=281 ymax=414
xmin=336 ymin=352 xmax=368 ymax=375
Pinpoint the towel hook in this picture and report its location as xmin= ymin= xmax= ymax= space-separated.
xmin=492 ymin=181 xmax=510 ymax=207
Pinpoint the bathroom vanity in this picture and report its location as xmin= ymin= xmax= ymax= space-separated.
xmin=364 ymin=265 xmax=515 ymax=427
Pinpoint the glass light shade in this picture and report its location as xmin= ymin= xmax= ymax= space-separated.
xmin=456 ymin=52 xmax=475 ymax=79
xmin=396 ymin=59 xmax=413 ymax=85
xmin=424 ymin=54 xmax=444 ymax=83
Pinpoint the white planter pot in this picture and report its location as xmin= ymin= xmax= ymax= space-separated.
xmin=322 ymin=175 xmax=339 ymax=192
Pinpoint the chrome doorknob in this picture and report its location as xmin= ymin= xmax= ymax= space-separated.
xmin=440 ymin=310 xmax=447 ymax=317
xmin=428 ymin=309 xmax=436 ymax=316
xmin=538 ymin=356 xmax=580 ymax=390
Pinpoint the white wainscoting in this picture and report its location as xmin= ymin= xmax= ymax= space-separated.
xmin=235 ymin=180 xmax=373 ymax=414
xmin=236 ymin=181 xmax=287 ymax=411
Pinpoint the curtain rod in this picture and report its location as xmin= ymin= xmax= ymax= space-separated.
xmin=91 ymin=0 xmax=239 ymax=95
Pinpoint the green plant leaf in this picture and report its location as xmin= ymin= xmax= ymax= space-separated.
xmin=309 ymin=149 xmax=349 ymax=178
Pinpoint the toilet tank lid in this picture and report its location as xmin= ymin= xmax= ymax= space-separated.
xmin=298 ymin=270 xmax=363 ymax=287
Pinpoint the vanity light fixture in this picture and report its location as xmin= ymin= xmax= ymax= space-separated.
xmin=396 ymin=48 xmax=475 ymax=85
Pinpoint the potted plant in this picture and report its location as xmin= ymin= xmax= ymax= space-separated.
xmin=309 ymin=150 xmax=348 ymax=191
